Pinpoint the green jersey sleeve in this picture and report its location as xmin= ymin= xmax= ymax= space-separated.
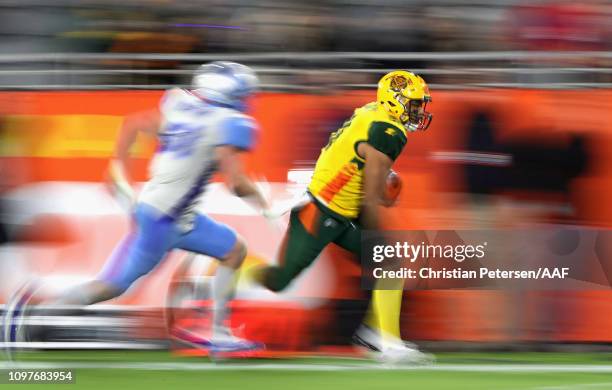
xmin=367 ymin=121 xmax=407 ymax=161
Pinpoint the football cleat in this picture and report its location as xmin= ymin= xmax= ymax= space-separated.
xmin=375 ymin=342 xmax=436 ymax=366
xmin=209 ymin=327 xmax=264 ymax=353
xmin=353 ymin=324 xmax=434 ymax=366
xmin=170 ymin=326 xmax=213 ymax=349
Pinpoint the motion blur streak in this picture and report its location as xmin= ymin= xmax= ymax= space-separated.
xmin=0 ymin=0 xmax=611 ymax=363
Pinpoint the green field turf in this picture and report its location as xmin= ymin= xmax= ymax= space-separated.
xmin=3 ymin=351 xmax=612 ymax=390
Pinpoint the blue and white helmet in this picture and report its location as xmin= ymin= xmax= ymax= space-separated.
xmin=191 ymin=61 xmax=258 ymax=108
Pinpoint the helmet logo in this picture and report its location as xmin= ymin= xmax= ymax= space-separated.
xmin=389 ymin=75 xmax=410 ymax=91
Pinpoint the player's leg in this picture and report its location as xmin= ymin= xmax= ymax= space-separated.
xmin=335 ymin=225 xmax=403 ymax=341
xmin=62 ymin=204 xmax=176 ymax=305
xmin=175 ymin=213 xmax=255 ymax=350
xmin=4 ymin=204 xmax=175 ymax=355
xmin=361 ymin=232 xmax=431 ymax=344
xmin=257 ymin=202 xmax=345 ymax=292
xmin=363 ymin=290 xmax=403 ymax=338
xmin=56 ymin=235 xmax=138 ymax=306
xmin=333 ymin=224 xmax=432 ymax=364
xmin=332 ymin=223 xmax=387 ymax=340
xmin=334 ymin=224 xmax=402 ymax=342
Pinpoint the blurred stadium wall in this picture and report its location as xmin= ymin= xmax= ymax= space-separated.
xmin=1 ymin=88 xmax=611 ymax=347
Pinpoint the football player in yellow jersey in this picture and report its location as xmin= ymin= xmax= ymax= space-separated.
xmin=255 ymin=70 xmax=432 ymax=363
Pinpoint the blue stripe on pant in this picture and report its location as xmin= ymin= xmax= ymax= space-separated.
xmin=98 ymin=203 xmax=237 ymax=293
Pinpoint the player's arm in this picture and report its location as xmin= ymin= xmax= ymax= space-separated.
xmin=215 ymin=115 xmax=270 ymax=213
xmin=359 ymin=143 xmax=393 ymax=229
xmin=108 ymin=109 xmax=160 ymax=204
xmin=359 ymin=121 xmax=406 ymax=229
xmin=216 ymin=146 xmax=269 ymax=211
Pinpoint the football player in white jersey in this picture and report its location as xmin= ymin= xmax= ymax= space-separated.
xmin=5 ymin=62 xmax=270 ymax=353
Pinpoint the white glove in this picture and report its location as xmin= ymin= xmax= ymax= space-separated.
xmin=254 ymin=179 xmax=313 ymax=231
xmin=262 ymin=192 xmax=310 ymax=219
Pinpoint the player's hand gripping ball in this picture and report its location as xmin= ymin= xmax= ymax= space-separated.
xmin=383 ymin=169 xmax=402 ymax=207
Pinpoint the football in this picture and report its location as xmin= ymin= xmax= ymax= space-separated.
xmin=384 ymin=169 xmax=403 ymax=204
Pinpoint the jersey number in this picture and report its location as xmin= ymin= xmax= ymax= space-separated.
xmin=324 ymin=113 xmax=355 ymax=150
xmin=159 ymin=122 xmax=201 ymax=157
